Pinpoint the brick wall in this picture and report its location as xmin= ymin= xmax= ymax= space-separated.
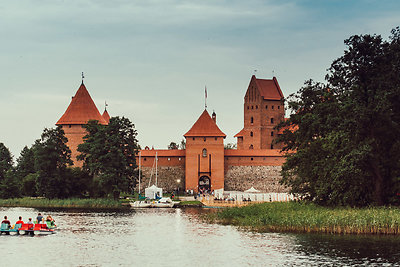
xmin=224 ymin=165 xmax=289 ymax=192
xmin=135 ymin=166 xmax=185 ymax=193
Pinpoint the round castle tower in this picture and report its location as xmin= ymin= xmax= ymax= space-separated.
xmin=56 ymin=82 xmax=108 ymax=167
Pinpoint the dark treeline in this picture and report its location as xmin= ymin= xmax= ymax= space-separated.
xmin=0 ymin=116 xmax=139 ymax=200
xmin=277 ymin=27 xmax=400 ymax=207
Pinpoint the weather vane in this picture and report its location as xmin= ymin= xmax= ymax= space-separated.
xmin=105 ymin=100 xmax=108 ymax=111
xmin=82 ymin=72 xmax=85 ymax=82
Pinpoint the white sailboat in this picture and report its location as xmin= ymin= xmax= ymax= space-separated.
xmin=130 ymin=151 xmax=151 ymax=208
xmin=130 ymin=152 xmax=177 ymax=208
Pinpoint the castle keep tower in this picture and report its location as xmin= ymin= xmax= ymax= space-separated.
xmin=235 ymin=75 xmax=285 ymax=150
xmin=184 ymin=110 xmax=226 ymax=193
xmin=56 ymin=82 xmax=108 ymax=166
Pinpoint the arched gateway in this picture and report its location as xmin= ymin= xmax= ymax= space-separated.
xmin=198 ymin=176 xmax=211 ymax=193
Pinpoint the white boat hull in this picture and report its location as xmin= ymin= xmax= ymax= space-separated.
xmin=130 ymin=201 xmax=152 ymax=208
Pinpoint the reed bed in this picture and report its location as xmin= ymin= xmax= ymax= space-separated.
xmin=208 ymin=202 xmax=400 ymax=235
xmin=0 ymin=197 xmax=124 ymax=209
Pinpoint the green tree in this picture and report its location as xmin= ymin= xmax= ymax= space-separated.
xmin=0 ymin=142 xmax=13 ymax=181
xmin=277 ymin=28 xmax=400 ymax=206
xmin=0 ymin=169 xmax=20 ymax=198
xmin=179 ymin=139 xmax=186 ymax=149
xmin=21 ymin=173 xmax=38 ymax=197
xmin=224 ymin=143 xmax=237 ymax=149
xmin=0 ymin=143 xmax=19 ymax=198
xmin=168 ymin=142 xmax=178 ymax=150
xmin=34 ymin=126 xmax=72 ymax=198
xmin=16 ymin=145 xmax=36 ymax=179
xmin=78 ymin=116 xmax=139 ymax=199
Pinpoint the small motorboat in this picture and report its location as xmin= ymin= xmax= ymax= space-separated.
xmin=152 ymin=197 xmax=178 ymax=208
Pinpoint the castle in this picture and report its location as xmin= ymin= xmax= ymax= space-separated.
xmin=57 ymin=75 xmax=288 ymax=193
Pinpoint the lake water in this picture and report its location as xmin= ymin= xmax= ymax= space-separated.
xmin=1 ymin=207 xmax=400 ymax=266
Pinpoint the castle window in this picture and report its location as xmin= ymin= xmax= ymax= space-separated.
xmin=256 ymin=105 xmax=258 ymax=109
xmin=271 ymin=131 xmax=274 ymax=136
xmin=278 ymin=105 xmax=280 ymax=109
xmin=247 ymin=106 xmax=249 ymax=110
xmin=178 ymin=158 xmax=181 ymax=161
xmin=202 ymin=148 xmax=207 ymax=157
xmin=271 ymin=118 xmax=274 ymax=124
xmin=265 ymin=105 xmax=268 ymax=109
xmin=215 ymin=137 xmax=217 ymax=141
xmin=272 ymin=105 xmax=274 ymax=110
xmin=250 ymin=131 xmax=253 ymax=137
xmin=249 ymin=145 xmax=253 ymax=149
xmin=251 ymin=106 xmax=254 ymax=109
xmin=193 ymin=137 xmax=195 ymax=140
xmin=203 ymin=137 xmax=206 ymax=142
xmin=168 ymin=158 xmax=171 ymax=161
xmin=251 ymin=157 xmax=253 ymax=161
xmin=251 ymin=117 xmax=254 ymax=124
xmin=69 ymin=125 xmax=72 ymax=128
xmin=144 ymin=158 xmax=147 ymax=161
xmin=271 ymin=144 xmax=274 ymax=149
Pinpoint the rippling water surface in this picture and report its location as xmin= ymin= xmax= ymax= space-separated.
xmin=1 ymin=207 xmax=400 ymax=266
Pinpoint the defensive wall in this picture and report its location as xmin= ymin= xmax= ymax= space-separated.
xmin=224 ymin=149 xmax=289 ymax=192
xmin=135 ymin=148 xmax=288 ymax=193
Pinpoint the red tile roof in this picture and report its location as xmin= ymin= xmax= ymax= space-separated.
xmin=234 ymin=128 xmax=245 ymax=138
xmin=56 ymin=83 xmax=107 ymax=125
xmin=184 ymin=110 xmax=226 ymax=138
xmin=102 ymin=109 xmax=110 ymax=124
xmin=253 ymin=76 xmax=284 ymax=100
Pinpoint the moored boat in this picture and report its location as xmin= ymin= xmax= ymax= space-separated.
xmin=130 ymin=200 xmax=152 ymax=208
xmin=153 ymin=197 xmax=178 ymax=208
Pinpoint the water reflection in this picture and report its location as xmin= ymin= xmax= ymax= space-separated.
xmin=1 ymin=207 xmax=399 ymax=266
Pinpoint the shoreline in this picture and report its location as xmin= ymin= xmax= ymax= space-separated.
xmin=207 ymin=202 xmax=400 ymax=235
xmin=0 ymin=197 xmax=127 ymax=210
xmin=0 ymin=197 xmax=203 ymax=209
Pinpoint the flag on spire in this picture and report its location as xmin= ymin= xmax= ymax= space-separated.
xmin=205 ymin=86 xmax=207 ymax=109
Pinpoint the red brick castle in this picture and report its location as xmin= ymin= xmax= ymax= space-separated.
xmin=57 ymin=76 xmax=288 ymax=193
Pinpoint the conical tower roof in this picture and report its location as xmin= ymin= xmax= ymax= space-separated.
xmin=184 ymin=110 xmax=226 ymax=138
xmin=56 ymin=82 xmax=107 ymax=125
xmin=102 ymin=109 xmax=110 ymax=124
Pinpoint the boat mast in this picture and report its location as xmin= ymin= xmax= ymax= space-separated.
xmin=155 ymin=151 xmax=158 ymax=186
xmin=138 ymin=151 xmax=141 ymax=195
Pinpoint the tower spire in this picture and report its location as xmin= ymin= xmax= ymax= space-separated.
xmin=205 ymin=86 xmax=207 ymax=110
xmin=81 ymin=72 xmax=85 ymax=83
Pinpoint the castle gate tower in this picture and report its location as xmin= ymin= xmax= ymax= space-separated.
xmin=184 ymin=110 xmax=226 ymax=193
xmin=56 ymin=82 xmax=108 ymax=166
xmin=235 ymin=75 xmax=285 ymax=150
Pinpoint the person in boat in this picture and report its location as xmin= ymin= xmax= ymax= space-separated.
xmin=46 ymin=215 xmax=55 ymax=226
xmin=36 ymin=213 xmax=43 ymax=224
xmin=27 ymin=218 xmax=34 ymax=225
xmin=1 ymin=216 xmax=11 ymax=227
xmin=16 ymin=216 xmax=24 ymax=225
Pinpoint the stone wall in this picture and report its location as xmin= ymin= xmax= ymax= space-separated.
xmin=135 ymin=166 xmax=185 ymax=193
xmin=224 ymin=165 xmax=289 ymax=192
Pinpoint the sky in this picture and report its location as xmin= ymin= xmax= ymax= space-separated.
xmin=1 ymin=0 xmax=400 ymax=159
